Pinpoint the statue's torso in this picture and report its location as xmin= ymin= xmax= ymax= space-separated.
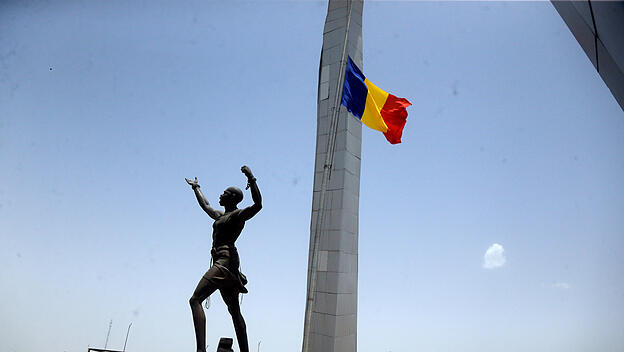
xmin=212 ymin=210 xmax=244 ymax=247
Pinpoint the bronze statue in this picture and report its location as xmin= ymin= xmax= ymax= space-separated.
xmin=185 ymin=166 xmax=262 ymax=352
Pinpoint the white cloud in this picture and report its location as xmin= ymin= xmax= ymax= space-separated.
xmin=483 ymin=243 xmax=506 ymax=269
xmin=552 ymin=282 xmax=571 ymax=289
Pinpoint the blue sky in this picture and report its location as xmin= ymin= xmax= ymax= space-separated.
xmin=1 ymin=1 xmax=623 ymax=352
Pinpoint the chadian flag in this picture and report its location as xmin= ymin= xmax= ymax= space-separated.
xmin=341 ymin=56 xmax=411 ymax=144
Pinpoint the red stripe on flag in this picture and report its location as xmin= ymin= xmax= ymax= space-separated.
xmin=380 ymin=94 xmax=411 ymax=144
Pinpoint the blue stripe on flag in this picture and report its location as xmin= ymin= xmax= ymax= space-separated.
xmin=341 ymin=56 xmax=367 ymax=119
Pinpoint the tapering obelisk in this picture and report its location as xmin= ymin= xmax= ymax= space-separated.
xmin=302 ymin=1 xmax=363 ymax=351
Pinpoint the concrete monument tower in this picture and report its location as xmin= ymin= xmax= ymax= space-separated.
xmin=302 ymin=1 xmax=363 ymax=351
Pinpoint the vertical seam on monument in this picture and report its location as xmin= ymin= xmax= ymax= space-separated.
xmin=587 ymin=0 xmax=599 ymax=72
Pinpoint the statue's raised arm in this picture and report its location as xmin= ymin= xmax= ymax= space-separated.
xmin=238 ymin=165 xmax=262 ymax=221
xmin=185 ymin=176 xmax=223 ymax=220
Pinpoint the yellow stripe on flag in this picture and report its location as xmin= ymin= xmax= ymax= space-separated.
xmin=361 ymin=79 xmax=389 ymax=132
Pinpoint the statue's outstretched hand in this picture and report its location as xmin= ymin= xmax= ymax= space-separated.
xmin=185 ymin=177 xmax=199 ymax=188
xmin=241 ymin=165 xmax=254 ymax=179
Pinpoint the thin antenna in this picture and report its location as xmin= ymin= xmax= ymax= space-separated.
xmin=123 ymin=322 xmax=132 ymax=352
xmin=257 ymin=340 xmax=261 ymax=352
xmin=104 ymin=320 xmax=112 ymax=349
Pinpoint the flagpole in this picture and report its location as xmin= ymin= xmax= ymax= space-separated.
xmin=326 ymin=0 xmax=354 ymax=175
xmin=303 ymin=1 xmax=355 ymax=351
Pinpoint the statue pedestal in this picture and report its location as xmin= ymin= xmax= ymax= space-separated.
xmin=216 ymin=337 xmax=233 ymax=352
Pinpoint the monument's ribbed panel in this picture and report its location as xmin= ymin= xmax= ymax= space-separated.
xmin=551 ymin=1 xmax=624 ymax=110
xmin=303 ymin=1 xmax=362 ymax=352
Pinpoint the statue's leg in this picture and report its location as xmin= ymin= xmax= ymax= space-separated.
xmin=220 ymin=288 xmax=248 ymax=352
xmin=190 ymin=276 xmax=218 ymax=352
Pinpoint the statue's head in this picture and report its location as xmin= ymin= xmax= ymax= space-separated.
xmin=219 ymin=186 xmax=243 ymax=206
